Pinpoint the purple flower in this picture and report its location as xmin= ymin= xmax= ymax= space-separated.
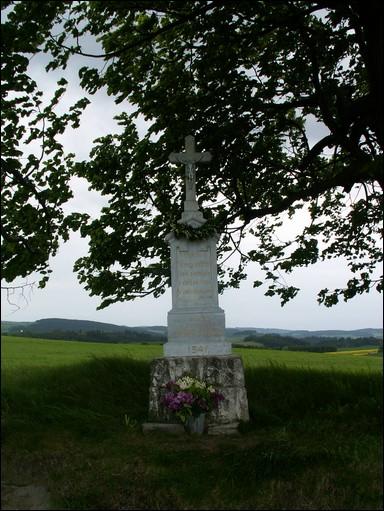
xmin=161 ymin=378 xmax=224 ymax=421
xmin=161 ymin=391 xmax=195 ymax=412
xmin=178 ymin=391 xmax=195 ymax=404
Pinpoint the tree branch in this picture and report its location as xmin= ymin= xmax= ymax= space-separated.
xmin=225 ymin=163 xmax=369 ymax=226
xmin=5 ymin=165 xmax=54 ymax=233
xmin=1 ymin=225 xmax=36 ymax=255
xmin=49 ymin=1 xmax=219 ymax=60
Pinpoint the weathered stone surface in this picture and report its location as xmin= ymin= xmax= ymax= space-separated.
xmin=150 ymin=135 xmax=250 ymax=436
xmin=208 ymin=422 xmax=240 ymax=435
xmin=165 ymin=136 xmax=230 ymax=357
xmin=164 ymin=234 xmax=231 ymax=357
xmin=169 ymin=134 xmax=211 ymax=228
xmin=148 ymin=355 xmax=249 ymax=426
xmin=142 ymin=423 xmax=185 ymax=434
xmin=166 ymin=235 xmax=220 ymax=309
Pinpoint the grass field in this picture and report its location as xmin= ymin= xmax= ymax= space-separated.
xmin=1 ymin=335 xmax=383 ymax=510
xmin=3 ymin=336 xmax=382 ymax=371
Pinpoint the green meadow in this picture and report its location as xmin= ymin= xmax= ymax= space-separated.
xmin=3 ymin=336 xmax=381 ymax=371
xmin=2 ymin=335 xmax=383 ymax=510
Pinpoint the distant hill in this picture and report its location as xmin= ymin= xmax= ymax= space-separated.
xmin=226 ymin=327 xmax=383 ymax=339
xmin=31 ymin=318 xmax=127 ymax=333
xmin=1 ymin=318 xmax=382 ymax=344
xmin=2 ymin=318 xmax=166 ymax=344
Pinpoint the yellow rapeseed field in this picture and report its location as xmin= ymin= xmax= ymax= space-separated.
xmin=328 ymin=348 xmax=379 ymax=356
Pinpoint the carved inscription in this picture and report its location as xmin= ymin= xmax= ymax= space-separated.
xmin=176 ymin=247 xmax=215 ymax=306
xmin=190 ymin=344 xmax=208 ymax=355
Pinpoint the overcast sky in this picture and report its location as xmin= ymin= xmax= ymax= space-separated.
xmin=1 ymin=30 xmax=383 ymax=331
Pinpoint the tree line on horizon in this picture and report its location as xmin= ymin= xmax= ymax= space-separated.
xmin=4 ymin=329 xmax=382 ymax=350
xmin=239 ymin=332 xmax=383 ymax=351
xmin=4 ymin=329 xmax=166 ymax=344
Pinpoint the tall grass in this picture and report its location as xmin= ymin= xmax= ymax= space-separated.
xmin=1 ymin=337 xmax=383 ymax=509
xmin=244 ymin=362 xmax=382 ymax=431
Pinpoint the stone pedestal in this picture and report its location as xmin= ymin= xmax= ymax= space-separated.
xmin=164 ymin=233 xmax=231 ymax=357
xmin=143 ymin=135 xmax=249 ymax=434
xmin=148 ymin=356 xmax=249 ymax=431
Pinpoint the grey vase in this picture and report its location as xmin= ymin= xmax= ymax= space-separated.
xmin=185 ymin=413 xmax=206 ymax=435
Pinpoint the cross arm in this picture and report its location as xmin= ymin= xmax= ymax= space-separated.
xmin=169 ymin=152 xmax=181 ymax=163
xmin=168 ymin=151 xmax=212 ymax=163
xmin=198 ymin=152 xmax=212 ymax=162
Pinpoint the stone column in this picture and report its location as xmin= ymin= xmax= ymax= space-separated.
xmin=144 ymin=134 xmax=249 ymax=434
xmin=164 ymin=233 xmax=231 ymax=357
xmin=147 ymin=227 xmax=249 ymax=433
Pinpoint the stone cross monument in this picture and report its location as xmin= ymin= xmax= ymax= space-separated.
xmin=145 ymin=134 xmax=249 ymax=435
xmin=169 ymin=134 xmax=210 ymax=228
xmin=164 ymin=135 xmax=231 ymax=357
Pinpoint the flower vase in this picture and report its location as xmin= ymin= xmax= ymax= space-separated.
xmin=185 ymin=413 xmax=206 ymax=435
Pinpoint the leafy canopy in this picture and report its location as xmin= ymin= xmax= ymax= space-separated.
xmin=1 ymin=0 xmax=383 ymax=308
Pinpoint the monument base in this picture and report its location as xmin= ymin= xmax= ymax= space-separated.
xmin=142 ymin=421 xmax=240 ymax=435
xmin=147 ymin=356 xmax=249 ymax=430
xmin=166 ymin=308 xmax=230 ymax=356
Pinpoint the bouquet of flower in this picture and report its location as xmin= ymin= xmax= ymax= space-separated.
xmin=160 ymin=375 xmax=224 ymax=424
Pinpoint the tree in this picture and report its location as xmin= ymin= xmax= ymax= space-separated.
xmin=1 ymin=1 xmax=89 ymax=289
xmin=1 ymin=0 xmax=383 ymax=309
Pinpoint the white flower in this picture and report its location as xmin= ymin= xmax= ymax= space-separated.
xmin=176 ymin=376 xmax=197 ymax=388
xmin=174 ymin=376 xmax=217 ymax=394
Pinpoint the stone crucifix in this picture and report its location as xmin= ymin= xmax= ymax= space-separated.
xmin=169 ymin=135 xmax=211 ymax=203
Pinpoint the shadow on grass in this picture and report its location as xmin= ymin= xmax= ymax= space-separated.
xmin=2 ymin=356 xmax=150 ymax=439
xmin=2 ymin=358 xmax=382 ymax=440
xmin=2 ymin=359 xmax=382 ymax=509
xmin=243 ymin=363 xmax=382 ymax=433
